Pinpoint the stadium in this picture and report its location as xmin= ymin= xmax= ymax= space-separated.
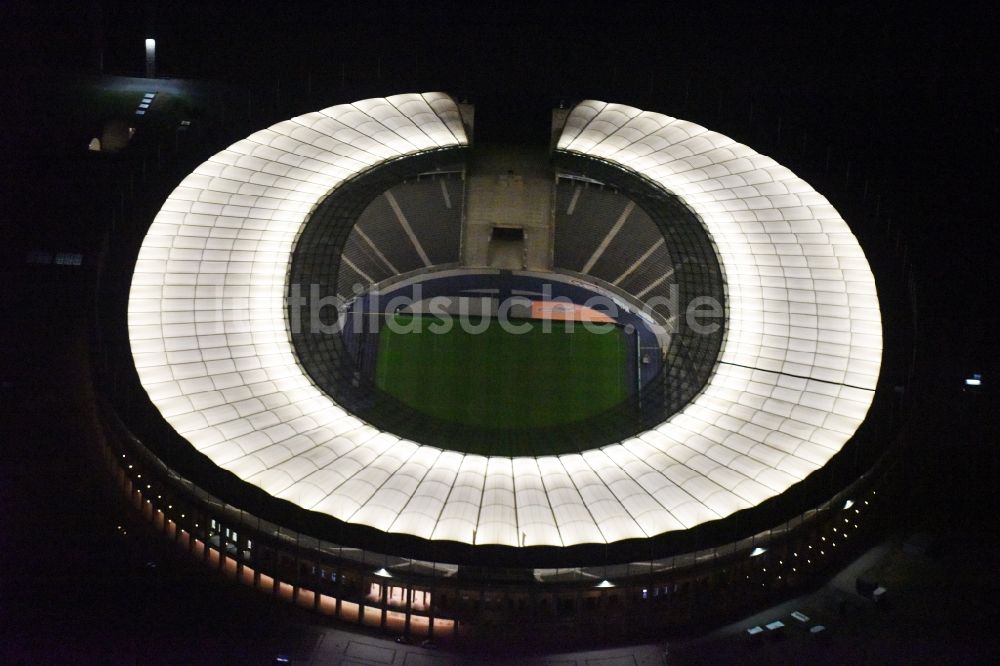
xmin=11 ymin=4 xmax=1000 ymax=662
xmin=87 ymin=90 xmax=912 ymax=648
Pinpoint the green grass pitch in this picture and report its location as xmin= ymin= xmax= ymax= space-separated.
xmin=374 ymin=314 xmax=628 ymax=430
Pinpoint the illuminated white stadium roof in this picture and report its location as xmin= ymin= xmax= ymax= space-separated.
xmin=128 ymin=95 xmax=882 ymax=548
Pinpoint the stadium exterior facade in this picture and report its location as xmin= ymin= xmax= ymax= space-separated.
xmin=97 ymin=93 xmax=903 ymax=645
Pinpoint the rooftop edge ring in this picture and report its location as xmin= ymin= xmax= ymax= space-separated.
xmin=127 ymin=94 xmax=882 ymax=548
